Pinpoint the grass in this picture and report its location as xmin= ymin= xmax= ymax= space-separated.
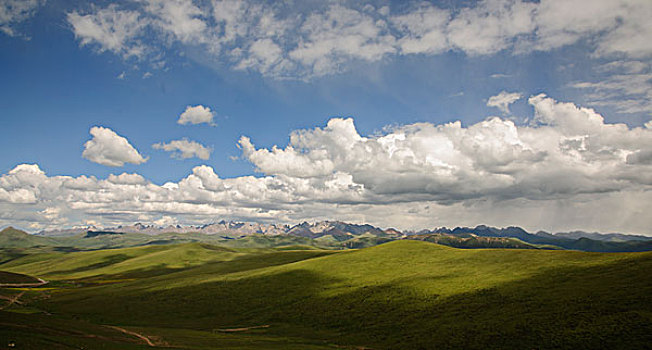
xmin=0 ymin=271 xmax=40 ymax=284
xmin=0 ymin=240 xmax=650 ymax=349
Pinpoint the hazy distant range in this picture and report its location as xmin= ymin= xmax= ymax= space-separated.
xmin=10 ymin=220 xmax=648 ymax=253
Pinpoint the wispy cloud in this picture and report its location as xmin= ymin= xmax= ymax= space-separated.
xmin=67 ymin=5 xmax=149 ymax=59
xmin=487 ymin=91 xmax=522 ymax=114
xmin=64 ymin=0 xmax=652 ymax=80
xmin=0 ymin=0 xmax=44 ymax=37
xmin=573 ymin=60 xmax=651 ymax=115
xmin=153 ymin=138 xmax=212 ymax=160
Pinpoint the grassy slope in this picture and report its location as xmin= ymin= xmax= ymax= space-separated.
xmin=1 ymin=241 xmax=651 ymax=349
xmin=0 ymin=227 xmax=59 ymax=248
xmin=1 ymin=244 xmax=337 ymax=349
xmin=0 ymin=226 xmax=339 ymax=251
xmin=0 ymin=271 xmax=40 ymax=284
xmin=0 ymin=311 xmax=155 ymax=349
xmin=406 ymin=234 xmax=548 ymax=249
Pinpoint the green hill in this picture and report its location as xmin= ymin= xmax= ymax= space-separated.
xmin=0 ymin=227 xmax=342 ymax=251
xmin=7 ymin=225 xmax=652 ymax=253
xmin=0 ymin=271 xmax=40 ymax=284
xmin=1 ymin=241 xmax=651 ymax=349
xmin=405 ymin=233 xmax=552 ymax=249
xmin=0 ymin=227 xmax=57 ymax=248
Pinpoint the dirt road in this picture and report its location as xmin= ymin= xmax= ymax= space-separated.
xmin=0 ymin=277 xmax=48 ymax=288
xmin=0 ymin=291 xmax=25 ymax=310
xmin=216 ymin=324 xmax=270 ymax=332
xmin=104 ymin=325 xmax=157 ymax=347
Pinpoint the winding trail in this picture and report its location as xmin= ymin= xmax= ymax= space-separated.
xmin=104 ymin=325 xmax=156 ymax=347
xmin=216 ymin=324 xmax=270 ymax=332
xmin=0 ymin=291 xmax=25 ymax=310
xmin=0 ymin=277 xmax=49 ymax=288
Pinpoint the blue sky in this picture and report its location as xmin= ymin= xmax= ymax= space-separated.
xmin=0 ymin=0 xmax=651 ymax=234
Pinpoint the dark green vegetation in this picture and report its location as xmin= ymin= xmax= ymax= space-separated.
xmin=1 ymin=239 xmax=651 ymax=349
xmin=0 ymin=271 xmax=40 ymax=284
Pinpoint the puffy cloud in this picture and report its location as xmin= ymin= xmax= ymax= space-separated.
xmin=241 ymin=95 xmax=652 ymax=204
xmin=107 ymin=173 xmax=147 ymax=185
xmin=0 ymin=0 xmax=43 ymax=37
xmin=177 ymin=105 xmax=215 ymax=125
xmin=67 ymin=5 xmax=148 ymax=59
xmin=239 ymin=136 xmax=334 ymax=178
xmin=64 ymin=0 xmax=651 ymax=80
xmin=82 ymin=126 xmax=148 ymax=167
xmin=2 ymin=95 xmax=652 ymax=234
xmin=487 ymin=91 xmax=522 ymax=114
xmin=0 ymin=164 xmax=46 ymax=204
xmin=153 ymin=138 xmax=212 ymax=160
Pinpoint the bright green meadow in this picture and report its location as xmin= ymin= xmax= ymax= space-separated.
xmin=1 ymin=240 xmax=651 ymax=349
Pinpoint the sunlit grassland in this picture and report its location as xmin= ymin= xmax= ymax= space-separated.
xmin=1 ymin=240 xmax=651 ymax=349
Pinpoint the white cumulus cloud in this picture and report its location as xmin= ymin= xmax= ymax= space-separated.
xmin=82 ymin=126 xmax=148 ymax=167
xmin=177 ymin=105 xmax=215 ymax=125
xmin=487 ymin=91 xmax=522 ymax=114
xmin=1 ymin=95 xmax=652 ymax=234
xmin=153 ymin=138 xmax=212 ymax=160
xmin=241 ymin=95 xmax=652 ymax=205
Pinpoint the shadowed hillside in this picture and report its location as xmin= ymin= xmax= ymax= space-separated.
xmin=1 ymin=241 xmax=650 ymax=349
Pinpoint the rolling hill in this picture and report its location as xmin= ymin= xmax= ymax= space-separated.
xmin=420 ymin=225 xmax=652 ymax=252
xmin=0 ymin=271 xmax=40 ymax=284
xmin=7 ymin=220 xmax=652 ymax=252
xmin=1 ymin=241 xmax=650 ymax=349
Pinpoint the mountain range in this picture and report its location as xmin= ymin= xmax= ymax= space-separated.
xmin=0 ymin=221 xmax=637 ymax=253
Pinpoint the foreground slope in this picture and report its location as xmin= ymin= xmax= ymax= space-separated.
xmin=1 ymin=241 xmax=651 ymax=349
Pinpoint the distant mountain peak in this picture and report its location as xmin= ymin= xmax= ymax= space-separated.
xmin=28 ymin=221 xmax=652 ymax=253
xmin=1 ymin=226 xmax=31 ymax=235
